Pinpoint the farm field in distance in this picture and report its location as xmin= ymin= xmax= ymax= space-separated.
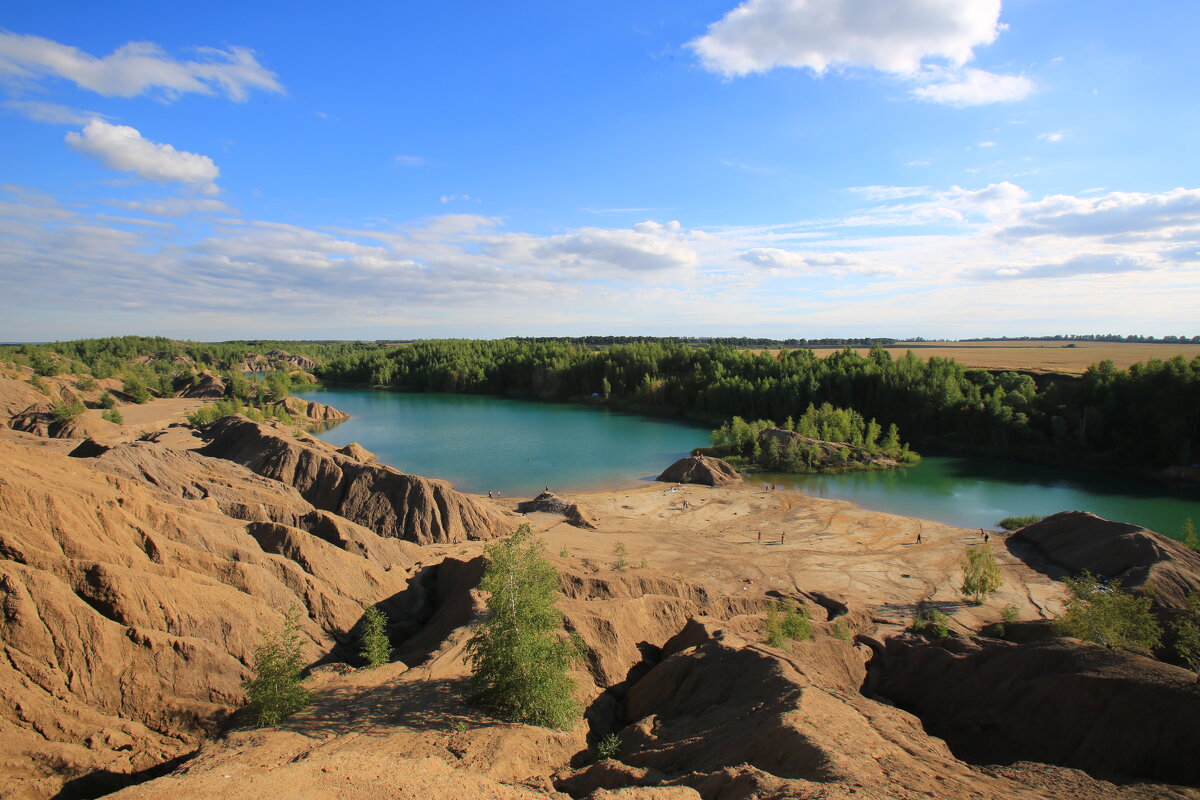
xmin=772 ymin=340 xmax=1200 ymax=375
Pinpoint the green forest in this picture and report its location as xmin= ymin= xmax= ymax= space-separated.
xmin=4 ymin=336 xmax=1198 ymax=473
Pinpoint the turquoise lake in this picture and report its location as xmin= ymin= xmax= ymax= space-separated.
xmin=296 ymin=386 xmax=1200 ymax=540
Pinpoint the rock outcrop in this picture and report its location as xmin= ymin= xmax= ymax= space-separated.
xmin=1012 ymin=511 xmax=1200 ymax=610
xmin=874 ymin=635 xmax=1200 ymax=785
xmin=337 ymin=441 xmax=376 ymax=462
xmin=655 ymin=454 xmax=741 ymax=487
xmin=274 ymin=396 xmax=350 ymax=423
xmin=199 ymin=416 xmax=513 ymax=544
xmin=517 ymin=491 xmax=597 ymax=528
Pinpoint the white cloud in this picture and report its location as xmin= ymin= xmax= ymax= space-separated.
xmin=690 ymin=0 xmax=1003 ymax=76
xmin=847 ymin=185 xmax=931 ymax=201
xmin=690 ymin=1 xmax=1033 ymax=108
xmin=3 ymin=182 xmax=1198 ymax=339
xmin=3 ymin=99 xmax=103 ymax=124
xmin=974 ymin=253 xmax=1156 ymax=281
xmin=1003 ymin=188 xmax=1200 ymax=239
xmin=911 ymin=67 xmax=1033 ymax=106
xmin=394 ymin=154 xmax=425 ymax=167
xmin=1037 ymin=131 xmax=1064 ymax=143
xmin=66 ymin=120 xmax=219 ymax=192
xmin=117 ymin=197 xmax=233 ymax=217
xmin=513 ymin=221 xmax=699 ymax=273
xmin=0 ymin=32 xmax=281 ymax=101
xmin=740 ymin=247 xmax=901 ymax=276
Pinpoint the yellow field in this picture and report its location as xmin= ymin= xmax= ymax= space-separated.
xmin=785 ymin=340 xmax=1200 ymax=375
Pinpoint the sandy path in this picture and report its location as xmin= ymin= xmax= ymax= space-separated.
xmin=496 ymin=481 xmax=1066 ymax=636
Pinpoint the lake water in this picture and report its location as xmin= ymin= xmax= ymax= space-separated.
xmin=296 ymin=386 xmax=1200 ymax=540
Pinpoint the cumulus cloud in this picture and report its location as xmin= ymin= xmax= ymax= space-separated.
xmin=690 ymin=0 xmax=1031 ymax=107
xmin=66 ymin=120 xmax=219 ymax=193
xmin=1037 ymin=131 xmax=1064 ymax=143
xmin=690 ymin=0 xmax=1003 ymax=76
xmin=0 ymin=32 xmax=282 ymax=100
xmin=911 ymin=67 xmax=1033 ymax=106
xmin=394 ymin=154 xmax=425 ymax=166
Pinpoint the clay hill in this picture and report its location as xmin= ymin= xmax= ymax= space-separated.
xmin=197 ymin=416 xmax=513 ymax=544
xmin=655 ymin=454 xmax=741 ymax=487
xmin=1012 ymin=511 xmax=1200 ymax=610
xmin=2 ymin=389 xmax=1200 ymax=799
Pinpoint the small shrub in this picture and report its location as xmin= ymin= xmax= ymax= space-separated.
xmin=101 ymin=408 xmax=124 ymax=424
xmin=358 ymin=606 xmax=390 ymax=668
xmin=452 ymin=720 xmax=469 ymax=733
xmin=639 ymin=558 xmax=649 ymax=569
xmin=998 ymin=515 xmax=1044 ymax=531
xmin=29 ymin=375 xmax=47 ymax=394
xmin=594 ymin=732 xmax=621 ymax=760
xmin=614 ymin=556 xmax=628 ymax=570
xmin=1001 ymin=603 xmax=1020 ymax=623
xmin=1183 ymin=518 xmax=1198 ymax=551
xmin=75 ymin=376 xmax=96 ymax=391
xmin=99 ymin=392 xmax=116 ymax=409
xmin=1173 ymin=592 xmax=1200 ymax=677
xmin=909 ymin=608 xmax=951 ymax=638
xmin=50 ymin=400 xmax=85 ymax=421
xmin=764 ymin=600 xmax=812 ymax=647
xmin=559 ymin=546 xmax=569 ymax=558
xmin=961 ymin=543 xmax=1003 ymax=604
xmin=613 ymin=541 xmax=627 ymax=557
xmin=121 ymin=377 xmax=151 ymax=404
xmin=1054 ymin=571 xmax=1161 ymax=654
xmin=990 ymin=623 xmax=1005 ymax=638
xmin=244 ymin=605 xmax=311 ymax=727
xmin=831 ymin=618 xmax=852 ymax=641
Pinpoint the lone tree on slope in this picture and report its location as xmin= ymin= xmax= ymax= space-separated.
xmin=466 ymin=524 xmax=580 ymax=729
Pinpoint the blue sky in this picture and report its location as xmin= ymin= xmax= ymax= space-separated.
xmin=1 ymin=0 xmax=1198 ymax=340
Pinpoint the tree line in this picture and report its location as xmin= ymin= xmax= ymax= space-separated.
xmin=315 ymin=338 xmax=1200 ymax=471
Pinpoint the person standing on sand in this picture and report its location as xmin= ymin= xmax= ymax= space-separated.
xmin=916 ymin=531 xmax=922 ymax=544
xmin=757 ymin=531 xmax=762 ymax=543
xmin=780 ymin=532 xmax=785 ymax=545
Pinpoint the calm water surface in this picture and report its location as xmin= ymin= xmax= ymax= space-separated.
xmin=297 ymin=387 xmax=1200 ymax=539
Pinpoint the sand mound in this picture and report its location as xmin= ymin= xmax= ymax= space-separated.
xmin=1013 ymin=511 xmax=1200 ymax=609
xmin=655 ymin=454 xmax=741 ymax=487
xmin=518 ymin=492 xmax=597 ymax=529
xmin=175 ymin=370 xmax=226 ymax=399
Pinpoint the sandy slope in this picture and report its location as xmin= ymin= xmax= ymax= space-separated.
xmin=497 ymin=482 xmax=1065 ymax=635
